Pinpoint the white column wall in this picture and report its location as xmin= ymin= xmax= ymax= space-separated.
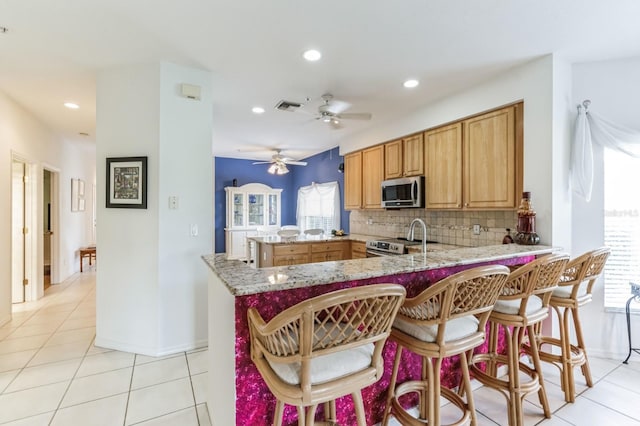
xmin=572 ymin=56 xmax=640 ymax=358
xmin=157 ymin=63 xmax=213 ymax=352
xmin=95 ymin=62 xmax=212 ymax=355
xmin=0 ymin=91 xmax=95 ymax=326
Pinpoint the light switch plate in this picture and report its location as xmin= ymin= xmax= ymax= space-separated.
xmin=473 ymin=224 xmax=481 ymax=235
xmin=169 ymin=196 xmax=179 ymax=209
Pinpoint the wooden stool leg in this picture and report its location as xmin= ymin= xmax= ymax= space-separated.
xmin=560 ymin=306 xmax=575 ymax=402
xmin=352 ymin=391 xmax=366 ymax=426
xmin=572 ymin=306 xmax=593 ymax=387
xmin=487 ymin=321 xmax=499 ymax=377
xmin=430 ymin=357 xmax=443 ymax=426
xmin=459 ymin=349 xmax=478 ymax=426
xmin=527 ymin=325 xmax=551 ymax=418
xmin=507 ymin=325 xmax=523 ymax=426
xmin=383 ymin=344 xmax=403 ymax=426
xmin=273 ymin=400 xmax=284 ymax=426
xmin=305 ymin=405 xmax=318 ymax=426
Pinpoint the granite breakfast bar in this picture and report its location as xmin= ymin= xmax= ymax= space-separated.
xmin=203 ymin=243 xmax=555 ymax=426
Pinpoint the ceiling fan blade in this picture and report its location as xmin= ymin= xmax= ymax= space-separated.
xmin=325 ymin=99 xmax=351 ymax=115
xmin=284 ymin=161 xmax=308 ymax=166
xmin=252 ymin=161 xmax=272 ymax=165
xmin=336 ymin=112 xmax=372 ymax=120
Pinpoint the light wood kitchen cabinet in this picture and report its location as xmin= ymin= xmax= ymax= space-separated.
xmin=384 ymin=134 xmax=424 ymax=179
xmin=344 ymin=151 xmax=362 ymax=210
xmin=271 ymin=244 xmax=310 ymax=266
xmin=384 ymin=139 xmax=403 ymax=179
xmin=425 ymin=104 xmax=522 ymax=210
xmin=310 ymin=241 xmax=348 ymax=263
xmin=350 ymin=241 xmax=367 ymax=259
xmin=463 ymin=105 xmax=520 ymax=209
xmin=425 ymin=123 xmax=463 ymax=209
xmin=362 ymin=145 xmax=384 ymax=209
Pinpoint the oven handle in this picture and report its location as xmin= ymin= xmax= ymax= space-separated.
xmin=366 ymin=249 xmax=392 ymax=257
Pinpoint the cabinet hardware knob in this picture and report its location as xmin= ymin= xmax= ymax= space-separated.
xmin=464 ymin=203 xmax=468 ymax=207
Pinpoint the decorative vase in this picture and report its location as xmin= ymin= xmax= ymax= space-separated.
xmin=515 ymin=191 xmax=540 ymax=245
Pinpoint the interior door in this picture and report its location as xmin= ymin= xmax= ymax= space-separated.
xmin=11 ymin=160 xmax=25 ymax=303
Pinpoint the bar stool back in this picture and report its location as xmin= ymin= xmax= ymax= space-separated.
xmin=248 ymin=284 xmax=406 ymax=426
xmin=531 ymin=247 xmax=610 ymax=402
xmin=382 ymin=264 xmax=510 ymax=426
xmin=469 ymin=253 xmax=569 ymax=426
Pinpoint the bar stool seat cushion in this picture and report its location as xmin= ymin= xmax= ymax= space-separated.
xmin=393 ymin=315 xmax=479 ymax=342
xmin=267 ymin=343 xmax=374 ymax=385
xmin=494 ymin=295 xmax=543 ymax=315
xmin=552 ymin=285 xmax=587 ymax=298
xmin=265 ymin=323 xmax=375 ymax=385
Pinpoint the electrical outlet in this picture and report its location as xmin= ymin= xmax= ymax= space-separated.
xmin=473 ymin=224 xmax=481 ymax=235
xmin=367 ymin=217 xmax=373 ymax=225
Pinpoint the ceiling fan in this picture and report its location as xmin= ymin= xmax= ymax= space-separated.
xmin=313 ymin=93 xmax=372 ymax=129
xmin=252 ymin=149 xmax=307 ymax=174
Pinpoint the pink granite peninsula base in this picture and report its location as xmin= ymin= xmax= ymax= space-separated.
xmin=233 ymin=256 xmax=532 ymax=426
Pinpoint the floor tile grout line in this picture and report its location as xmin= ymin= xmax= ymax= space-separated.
xmin=185 ymin=351 xmax=201 ymax=426
xmin=122 ymin=354 xmax=136 ymax=426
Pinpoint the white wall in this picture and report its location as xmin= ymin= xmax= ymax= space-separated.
xmin=0 ymin=90 xmax=95 ymax=326
xmin=572 ymin=56 xmax=640 ymax=358
xmin=341 ymin=54 xmax=572 ymax=248
xmin=95 ymin=62 xmax=212 ymax=355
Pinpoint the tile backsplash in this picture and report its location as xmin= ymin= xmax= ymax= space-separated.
xmin=350 ymin=209 xmax=518 ymax=247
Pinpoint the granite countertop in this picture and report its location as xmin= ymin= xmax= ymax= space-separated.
xmin=203 ymin=244 xmax=557 ymax=296
xmin=248 ymin=233 xmax=373 ymax=244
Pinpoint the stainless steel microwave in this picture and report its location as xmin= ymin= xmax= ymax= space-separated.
xmin=381 ymin=176 xmax=425 ymax=209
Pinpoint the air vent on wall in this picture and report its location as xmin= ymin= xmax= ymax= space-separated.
xmin=275 ymin=100 xmax=302 ymax=111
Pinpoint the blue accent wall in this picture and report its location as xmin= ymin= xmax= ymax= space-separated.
xmin=215 ymin=147 xmax=348 ymax=253
xmin=291 ymin=147 xmax=349 ymax=234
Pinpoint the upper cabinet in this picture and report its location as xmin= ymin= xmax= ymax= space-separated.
xmin=425 ymin=104 xmax=522 ymax=210
xmin=344 ymin=151 xmax=363 ymax=210
xmin=463 ymin=105 xmax=520 ymax=209
xmin=344 ymin=102 xmax=522 ymax=211
xmin=384 ymin=133 xmax=424 ymax=179
xmin=362 ymin=145 xmax=385 ymax=209
xmin=425 ymin=123 xmax=463 ymax=209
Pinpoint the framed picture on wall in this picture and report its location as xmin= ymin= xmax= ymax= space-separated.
xmin=106 ymin=156 xmax=147 ymax=209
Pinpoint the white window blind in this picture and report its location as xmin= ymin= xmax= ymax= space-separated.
xmin=604 ymin=149 xmax=640 ymax=310
xmin=296 ymin=182 xmax=340 ymax=235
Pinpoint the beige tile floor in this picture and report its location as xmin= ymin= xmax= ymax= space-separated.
xmin=1 ymin=269 xmax=639 ymax=425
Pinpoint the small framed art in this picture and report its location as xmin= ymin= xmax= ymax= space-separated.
xmin=106 ymin=156 xmax=147 ymax=209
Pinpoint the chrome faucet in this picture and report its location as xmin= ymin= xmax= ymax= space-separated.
xmin=407 ymin=218 xmax=428 ymax=254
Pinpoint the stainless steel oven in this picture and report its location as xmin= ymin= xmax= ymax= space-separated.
xmin=365 ymin=237 xmax=437 ymax=257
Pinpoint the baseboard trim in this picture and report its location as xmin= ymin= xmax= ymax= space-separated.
xmin=94 ymin=336 xmax=208 ymax=357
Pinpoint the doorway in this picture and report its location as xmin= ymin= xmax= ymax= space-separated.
xmin=43 ymin=169 xmax=53 ymax=290
xmin=11 ymin=160 xmax=26 ymax=303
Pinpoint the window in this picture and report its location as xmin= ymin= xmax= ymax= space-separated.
xmin=604 ymin=149 xmax=640 ymax=310
xmin=296 ymin=182 xmax=340 ymax=234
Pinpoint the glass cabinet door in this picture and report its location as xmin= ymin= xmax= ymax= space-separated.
xmin=233 ymin=193 xmax=245 ymax=227
xmin=268 ymin=194 xmax=278 ymax=226
xmin=248 ymin=193 xmax=264 ymax=226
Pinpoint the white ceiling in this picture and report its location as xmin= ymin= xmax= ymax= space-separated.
xmin=2 ymin=0 xmax=640 ymax=163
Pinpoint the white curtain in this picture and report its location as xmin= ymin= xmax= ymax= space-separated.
xmin=571 ymin=102 xmax=640 ymax=202
xmin=296 ymin=181 xmax=340 ymax=233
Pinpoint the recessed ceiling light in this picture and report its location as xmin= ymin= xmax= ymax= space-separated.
xmin=252 ymin=106 xmax=265 ymax=114
xmin=303 ymin=49 xmax=322 ymax=62
xmin=403 ymin=79 xmax=419 ymax=89
xmin=64 ymin=102 xmax=79 ymax=109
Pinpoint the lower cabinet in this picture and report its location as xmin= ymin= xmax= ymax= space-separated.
xmin=351 ymin=241 xmax=367 ymax=259
xmin=258 ymin=241 xmax=351 ymax=267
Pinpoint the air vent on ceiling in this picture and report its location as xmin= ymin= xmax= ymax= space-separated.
xmin=275 ymin=100 xmax=302 ymax=111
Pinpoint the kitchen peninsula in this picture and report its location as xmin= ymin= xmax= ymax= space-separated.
xmin=203 ymin=243 xmax=555 ymax=425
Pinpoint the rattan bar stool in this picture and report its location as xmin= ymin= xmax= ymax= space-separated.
xmin=382 ymin=265 xmax=511 ymax=426
xmin=469 ymin=253 xmax=569 ymax=426
xmin=248 ymin=284 xmax=406 ymax=426
xmin=529 ymin=247 xmax=610 ymax=403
